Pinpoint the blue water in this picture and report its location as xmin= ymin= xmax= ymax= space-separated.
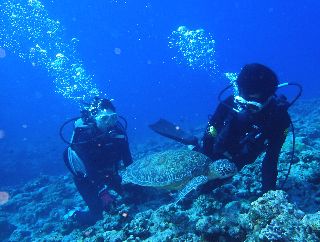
xmin=0 ymin=0 xmax=319 ymax=186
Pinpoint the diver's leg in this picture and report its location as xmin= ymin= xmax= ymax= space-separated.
xmin=73 ymin=177 xmax=103 ymax=225
xmin=107 ymin=174 xmax=123 ymax=194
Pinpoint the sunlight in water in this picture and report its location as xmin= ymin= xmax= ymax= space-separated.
xmin=0 ymin=0 xmax=100 ymax=102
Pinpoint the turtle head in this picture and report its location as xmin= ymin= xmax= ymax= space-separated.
xmin=208 ymin=159 xmax=237 ymax=180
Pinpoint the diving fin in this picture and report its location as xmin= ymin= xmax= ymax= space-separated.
xmin=149 ymin=119 xmax=198 ymax=146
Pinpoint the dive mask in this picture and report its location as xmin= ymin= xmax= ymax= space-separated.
xmin=234 ymin=95 xmax=273 ymax=113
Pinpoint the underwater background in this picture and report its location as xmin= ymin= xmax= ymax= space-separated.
xmin=1 ymin=0 xmax=320 ymax=241
xmin=1 ymin=0 xmax=319 ymax=186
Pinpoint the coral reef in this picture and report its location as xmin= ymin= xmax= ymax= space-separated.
xmin=1 ymin=99 xmax=320 ymax=241
xmin=246 ymin=190 xmax=317 ymax=241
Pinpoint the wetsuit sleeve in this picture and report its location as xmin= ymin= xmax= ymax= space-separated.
xmin=122 ymin=138 xmax=133 ymax=166
xmin=261 ymin=112 xmax=290 ymax=193
xmin=202 ymin=97 xmax=232 ymax=156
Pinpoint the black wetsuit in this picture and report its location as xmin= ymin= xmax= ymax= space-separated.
xmin=202 ymin=95 xmax=290 ymax=192
xmin=64 ymin=121 xmax=132 ymax=222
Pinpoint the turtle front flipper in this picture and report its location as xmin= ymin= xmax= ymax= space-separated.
xmin=175 ymin=175 xmax=208 ymax=204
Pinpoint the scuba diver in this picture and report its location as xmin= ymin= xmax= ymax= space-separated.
xmin=61 ymin=97 xmax=132 ymax=225
xmin=150 ymin=63 xmax=302 ymax=193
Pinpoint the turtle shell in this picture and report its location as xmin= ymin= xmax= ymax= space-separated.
xmin=122 ymin=149 xmax=211 ymax=188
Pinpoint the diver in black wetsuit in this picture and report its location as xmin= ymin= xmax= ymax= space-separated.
xmin=150 ymin=63 xmax=301 ymax=195
xmin=202 ymin=63 xmax=291 ymax=192
xmin=63 ymin=97 xmax=132 ymax=225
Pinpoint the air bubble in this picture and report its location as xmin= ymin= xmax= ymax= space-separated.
xmin=169 ymin=26 xmax=218 ymax=75
xmin=0 ymin=48 xmax=6 ymax=58
xmin=0 ymin=0 xmax=100 ymax=102
xmin=114 ymin=48 xmax=122 ymax=55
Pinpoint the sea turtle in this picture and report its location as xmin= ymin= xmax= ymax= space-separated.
xmin=121 ymin=148 xmax=237 ymax=203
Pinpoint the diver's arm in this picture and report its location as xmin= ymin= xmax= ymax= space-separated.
xmin=207 ymin=97 xmax=233 ymax=129
xmin=122 ymin=140 xmax=133 ymax=166
xmin=261 ymin=122 xmax=289 ymax=193
xmin=202 ymin=97 xmax=232 ymax=156
xmin=261 ymin=138 xmax=283 ymax=192
xmin=111 ymin=126 xmax=133 ymax=167
xmin=119 ymin=126 xmax=133 ymax=166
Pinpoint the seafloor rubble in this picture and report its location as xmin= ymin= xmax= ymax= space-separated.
xmin=1 ymin=98 xmax=320 ymax=241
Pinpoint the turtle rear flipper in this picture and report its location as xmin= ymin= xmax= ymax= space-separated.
xmin=175 ymin=175 xmax=208 ymax=204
